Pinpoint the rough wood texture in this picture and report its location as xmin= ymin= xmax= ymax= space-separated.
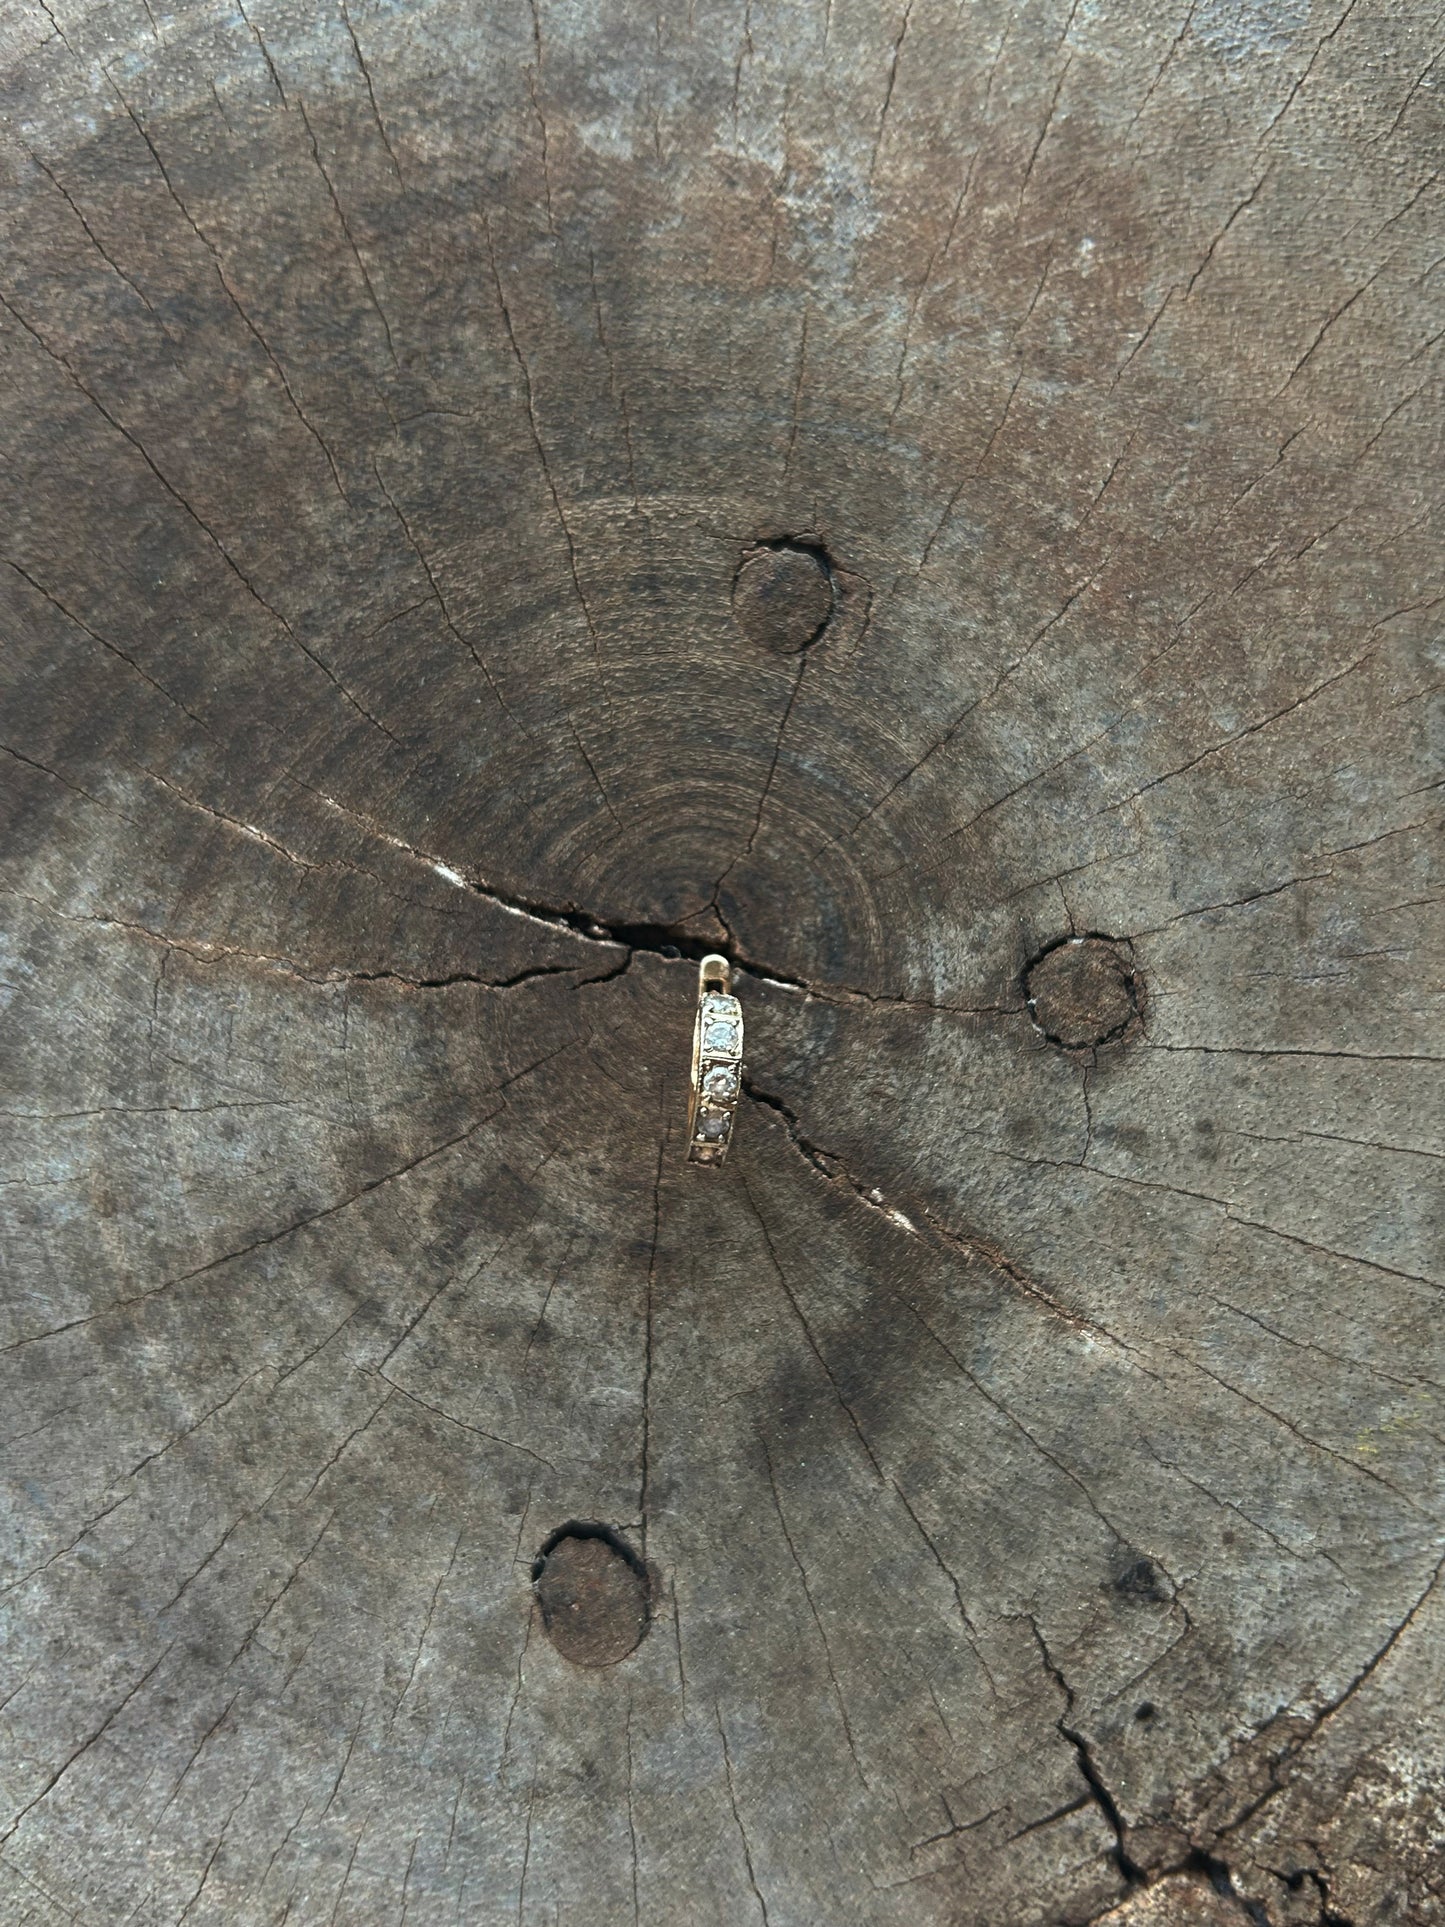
xmin=0 ymin=0 xmax=1440 ymax=1921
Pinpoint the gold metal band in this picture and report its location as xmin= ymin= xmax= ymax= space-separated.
xmin=686 ymin=954 xmax=743 ymax=1165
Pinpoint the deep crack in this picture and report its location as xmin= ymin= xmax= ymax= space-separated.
xmin=1029 ymin=1617 xmax=1144 ymax=1887
xmin=1186 ymin=1851 xmax=1274 ymax=1926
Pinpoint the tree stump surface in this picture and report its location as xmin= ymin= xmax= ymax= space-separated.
xmin=0 ymin=1 xmax=1441 ymax=1922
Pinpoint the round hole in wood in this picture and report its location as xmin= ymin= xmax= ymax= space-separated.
xmin=1024 ymin=935 xmax=1143 ymax=1050
xmin=732 ymin=540 xmax=835 ymax=652
xmin=532 ymin=1524 xmax=650 ymax=1667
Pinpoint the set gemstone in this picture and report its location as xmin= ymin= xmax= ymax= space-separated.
xmin=689 ymin=972 xmax=742 ymax=1164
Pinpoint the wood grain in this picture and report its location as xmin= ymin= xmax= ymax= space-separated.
xmin=0 ymin=0 xmax=1440 ymax=1921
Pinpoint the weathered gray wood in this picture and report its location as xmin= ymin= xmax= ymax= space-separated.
xmin=0 ymin=0 xmax=1440 ymax=1922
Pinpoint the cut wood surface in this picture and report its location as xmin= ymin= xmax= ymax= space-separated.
xmin=0 ymin=0 xmax=1441 ymax=1921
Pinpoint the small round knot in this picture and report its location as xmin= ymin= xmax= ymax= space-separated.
xmin=532 ymin=1525 xmax=649 ymax=1666
xmin=732 ymin=542 xmax=834 ymax=652
xmin=1024 ymin=936 xmax=1142 ymax=1050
